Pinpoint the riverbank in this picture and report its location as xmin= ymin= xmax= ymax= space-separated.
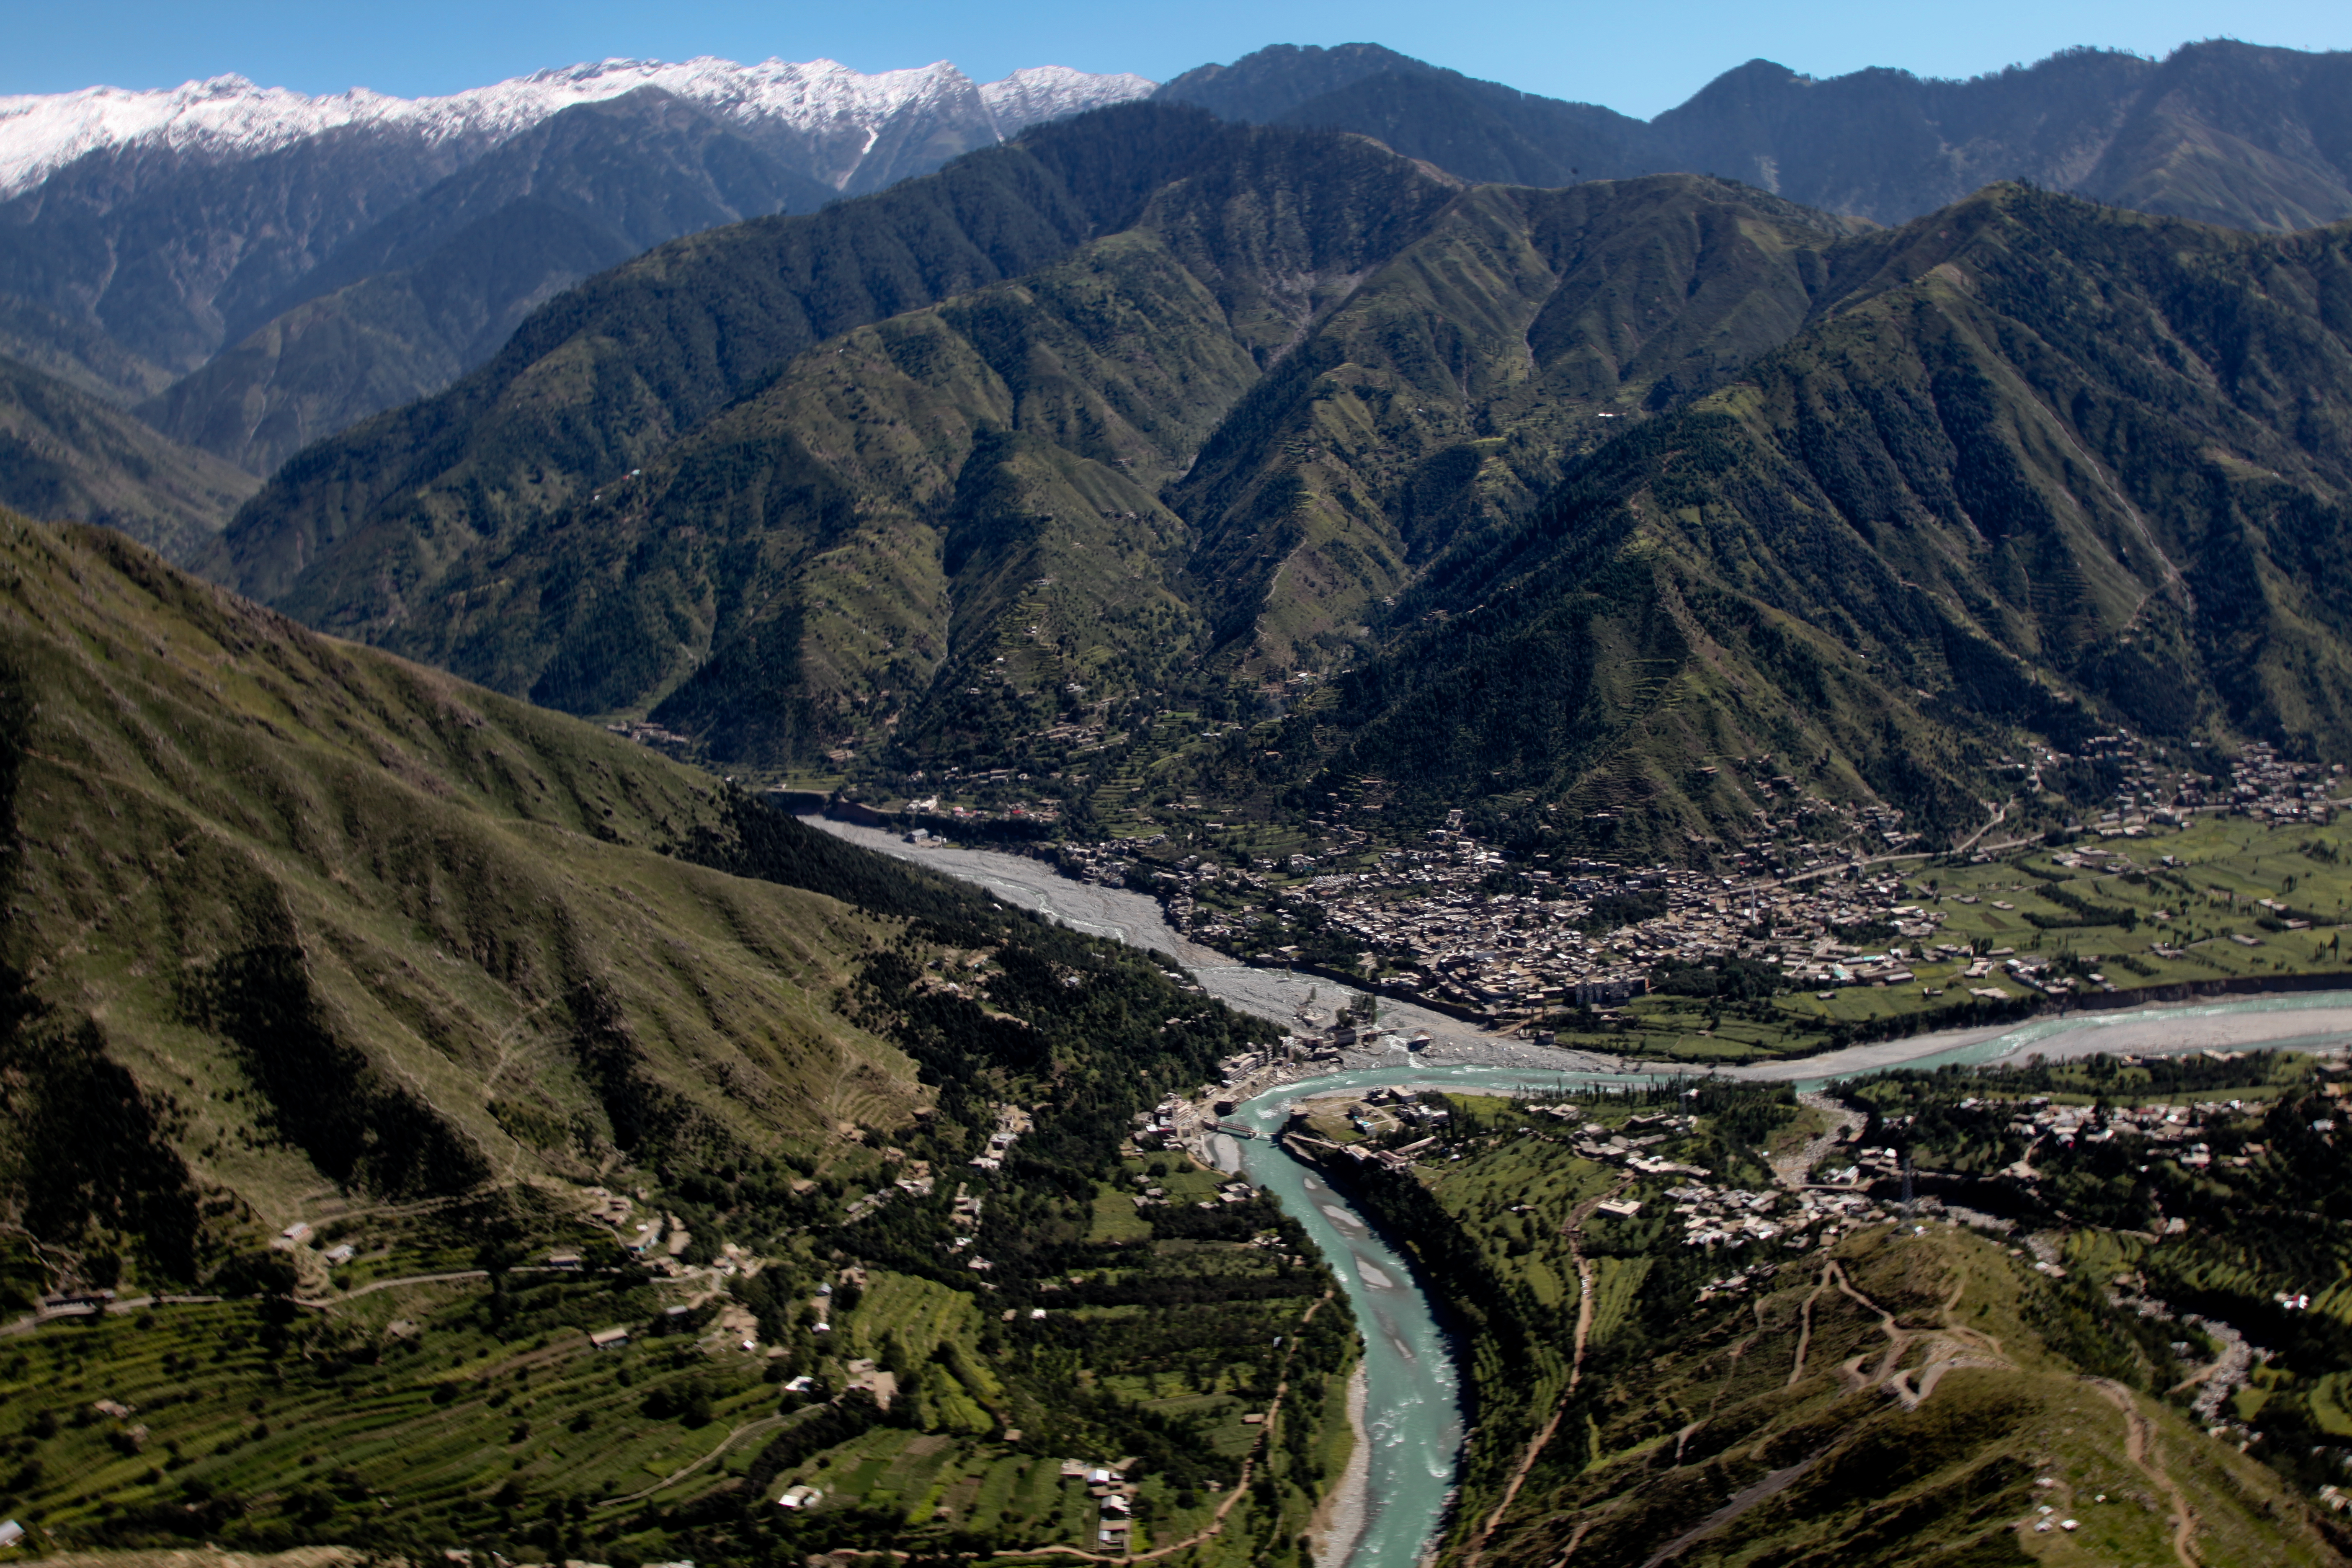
xmin=1724 ymin=991 xmax=2352 ymax=1083
xmin=1310 ymin=1364 xmax=1372 ymax=1568
xmin=811 ymin=818 xmax=1629 ymax=1068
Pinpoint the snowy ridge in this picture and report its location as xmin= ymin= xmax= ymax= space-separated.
xmin=0 ymin=55 xmax=1159 ymax=199
xmin=980 ymin=67 xmax=1159 ymax=132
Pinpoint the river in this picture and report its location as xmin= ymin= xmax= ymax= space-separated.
xmin=810 ymin=818 xmax=2352 ymax=1565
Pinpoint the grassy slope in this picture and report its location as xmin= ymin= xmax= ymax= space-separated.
xmin=0 ymin=1216 xmax=1355 ymax=1563
xmin=0 ymin=358 xmax=259 ymax=562
xmin=0 ymin=515 xmax=923 ymax=1279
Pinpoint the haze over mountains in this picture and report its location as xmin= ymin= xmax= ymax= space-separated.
xmin=0 ymin=56 xmax=1155 ymax=480
xmin=1158 ymin=38 xmax=2352 ymax=232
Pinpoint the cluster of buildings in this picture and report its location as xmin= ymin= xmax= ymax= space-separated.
xmin=1974 ymin=1088 xmax=2282 ymax=1174
xmin=970 ymin=1104 xmax=1034 ymax=1171
xmin=1338 ymin=1085 xmax=1452 ymax=1137
xmin=1207 ymin=1026 xmax=1405 ymax=1091
xmin=854 ymin=725 xmax=2352 ymax=1029
xmin=775 ymin=1408 xmax=1152 ymax=1538
xmin=1999 ymin=731 xmax=2342 ymax=834
xmin=1058 ymin=1460 xmax=1139 ymax=1551
xmin=1131 ymin=744 xmax=2331 ymax=1011
xmin=2185 ymin=741 xmax=2339 ymax=826
xmin=1544 ymin=1109 xmax=1714 ymax=1178
xmin=1146 ymin=830 xmax=1988 ymax=1017
xmin=579 ymin=1186 xmax=723 ymax=1274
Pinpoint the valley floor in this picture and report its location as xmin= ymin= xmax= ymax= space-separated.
xmin=812 ymin=817 xmax=2352 ymax=1083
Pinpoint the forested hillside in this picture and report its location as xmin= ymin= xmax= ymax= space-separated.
xmin=1296 ymin=185 xmax=2352 ymax=860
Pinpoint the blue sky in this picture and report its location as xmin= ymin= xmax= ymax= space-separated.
xmin=6 ymin=0 xmax=2349 ymax=119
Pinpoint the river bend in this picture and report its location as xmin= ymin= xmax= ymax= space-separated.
xmin=811 ymin=818 xmax=2352 ymax=1566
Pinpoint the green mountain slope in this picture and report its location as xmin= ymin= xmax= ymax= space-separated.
xmin=199 ymin=118 xmax=2352 ymax=865
xmin=0 ymin=517 xmax=1360 ymax=1563
xmin=265 ymin=124 xmax=1469 ymax=764
xmin=1165 ymin=175 xmax=1862 ymax=676
xmin=139 ymin=90 xmax=834 ymax=478
xmin=0 ymin=355 xmax=258 ymax=558
xmin=0 ymin=514 xmax=931 ymax=1268
xmin=196 ymin=104 xmax=1245 ymax=608
xmin=1295 ymin=186 xmax=2352 ymax=859
xmin=0 ymin=511 xmax=1262 ymax=1271
xmin=210 ymin=131 xmax=1865 ymax=772
xmin=1271 ymin=69 xmax=1645 ymax=189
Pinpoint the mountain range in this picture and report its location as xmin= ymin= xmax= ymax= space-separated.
xmin=0 ymin=37 xmax=2347 ymax=528
xmin=1158 ymin=38 xmax=2352 ymax=232
xmin=4 ymin=35 xmax=2352 ymax=865
xmin=174 ymin=93 xmax=2352 ymax=867
xmin=18 ymin=31 xmax=2352 ymax=1565
xmin=0 ymin=56 xmax=1153 ymax=484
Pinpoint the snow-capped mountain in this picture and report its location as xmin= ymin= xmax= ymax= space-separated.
xmin=0 ymin=50 xmax=1159 ymax=469
xmin=0 ymin=56 xmax=1157 ymax=200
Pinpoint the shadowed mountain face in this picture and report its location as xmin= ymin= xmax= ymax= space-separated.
xmin=0 ymin=354 xmax=257 ymax=557
xmin=133 ymin=90 xmax=834 ymax=477
xmin=1162 ymin=39 xmax=2352 ymax=234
